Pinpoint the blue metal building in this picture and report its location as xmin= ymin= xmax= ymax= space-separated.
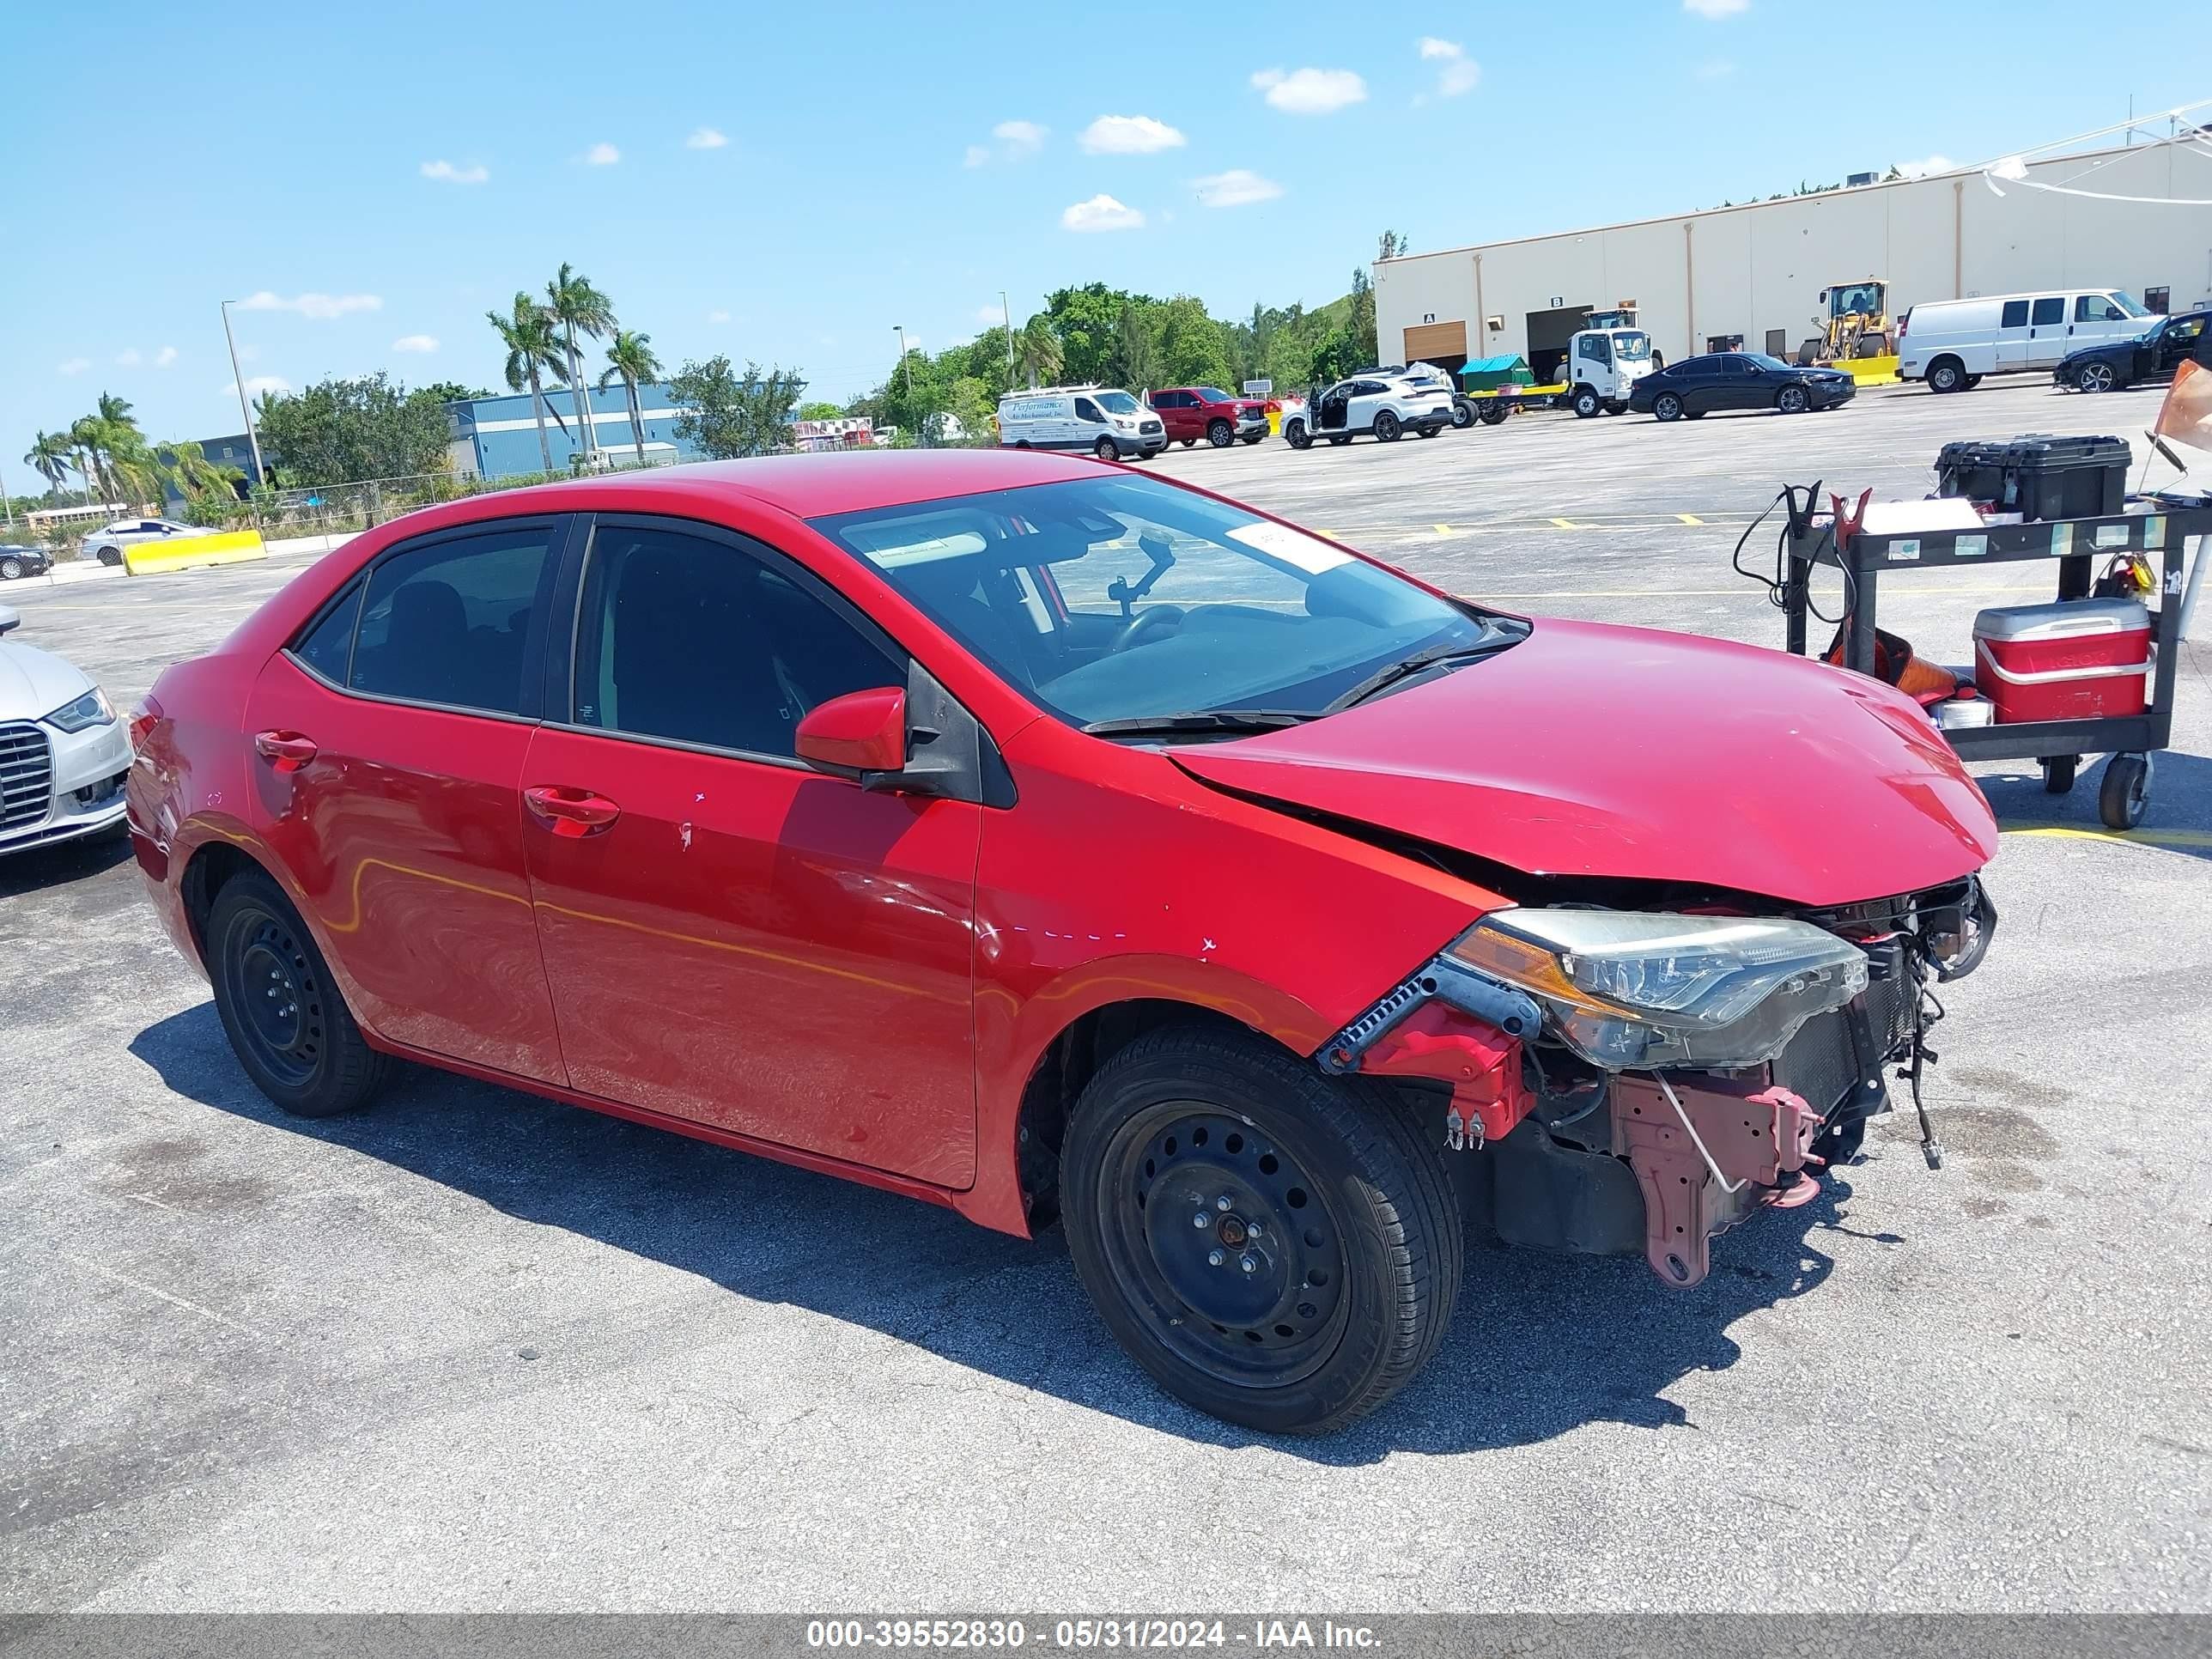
xmin=445 ymin=380 xmax=700 ymax=478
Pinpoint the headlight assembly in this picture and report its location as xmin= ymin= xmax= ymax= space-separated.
xmin=43 ymin=685 xmax=116 ymax=734
xmin=1445 ymin=908 xmax=1869 ymax=1071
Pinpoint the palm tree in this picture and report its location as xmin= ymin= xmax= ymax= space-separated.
xmin=68 ymin=416 xmax=112 ymax=503
xmin=157 ymin=440 xmax=242 ymax=504
xmin=597 ymin=330 xmax=664 ymax=466
xmin=1014 ymin=316 xmax=1062 ymax=389
xmin=545 ymin=264 xmax=616 ymax=462
xmin=486 ymin=292 xmax=570 ymax=473
xmin=23 ymin=431 xmax=74 ymax=497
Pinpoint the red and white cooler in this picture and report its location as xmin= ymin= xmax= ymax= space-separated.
xmin=1972 ymin=599 xmax=2152 ymax=724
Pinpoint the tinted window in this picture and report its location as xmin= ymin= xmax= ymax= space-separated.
xmin=1074 ymin=398 xmax=1103 ymax=422
xmin=349 ymin=525 xmax=554 ymax=714
xmin=2031 ymin=297 xmax=2065 ymax=326
xmin=2001 ymin=301 xmax=2031 ymax=328
xmin=2075 ymin=295 xmax=2123 ymax=322
xmin=293 ymin=583 xmax=362 ymax=683
xmin=1720 ymin=356 xmax=1750 ymax=375
xmin=574 ymin=524 xmax=901 ymax=758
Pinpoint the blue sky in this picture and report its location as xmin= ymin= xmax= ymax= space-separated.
xmin=3 ymin=0 xmax=2201 ymax=478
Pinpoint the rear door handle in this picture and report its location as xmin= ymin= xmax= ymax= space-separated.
xmin=524 ymin=785 xmax=622 ymax=837
xmin=253 ymin=730 xmax=319 ymax=772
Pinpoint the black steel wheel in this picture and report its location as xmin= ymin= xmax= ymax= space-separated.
xmin=2041 ymin=755 xmax=2078 ymax=794
xmin=1093 ymin=436 xmax=1119 ymax=462
xmin=1653 ymin=392 xmax=1684 ymax=423
xmin=1777 ymin=385 xmax=1810 ymax=415
xmin=2100 ymin=753 xmax=2151 ymax=830
xmin=2075 ymin=361 xmax=2119 ymax=393
xmin=1062 ymin=1027 xmax=1462 ymax=1435
xmin=208 ymin=868 xmax=390 ymax=1117
xmin=1373 ymin=410 xmax=1401 ymax=442
xmin=1207 ymin=419 xmax=1234 ymax=447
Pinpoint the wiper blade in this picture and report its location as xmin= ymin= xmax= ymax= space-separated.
xmin=1082 ymin=708 xmax=1318 ymax=738
xmin=1325 ymin=641 xmax=1505 ymax=713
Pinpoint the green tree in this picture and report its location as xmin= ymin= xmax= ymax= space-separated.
xmin=155 ymin=439 xmax=243 ymax=504
xmin=941 ymin=376 xmax=997 ymax=445
xmin=1013 ymin=316 xmax=1063 ymax=388
xmin=796 ymin=401 xmax=845 ymax=421
xmin=545 ymin=263 xmax=617 ymax=461
xmin=251 ymin=374 xmax=456 ymax=485
xmin=22 ymin=431 xmax=74 ymax=495
xmin=418 ymin=380 xmax=493 ymax=403
xmin=1151 ymin=296 xmax=1237 ymax=389
xmin=1109 ymin=303 xmax=1160 ymax=392
xmin=485 ymin=292 xmax=569 ymax=472
xmin=1044 ymin=283 xmax=1145 ymax=385
xmin=597 ymin=329 xmax=665 ymax=466
xmin=668 ymin=356 xmax=805 ymax=459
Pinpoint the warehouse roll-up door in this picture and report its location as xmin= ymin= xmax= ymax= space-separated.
xmin=1402 ymin=321 xmax=1468 ymax=366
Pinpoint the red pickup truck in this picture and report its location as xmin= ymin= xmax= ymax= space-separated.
xmin=1147 ymin=387 xmax=1270 ymax=448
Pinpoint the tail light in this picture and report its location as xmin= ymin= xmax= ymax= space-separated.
xmin=129 ymin=693 xmax=163 ymax=752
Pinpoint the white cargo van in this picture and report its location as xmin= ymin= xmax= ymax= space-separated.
xmin=996 ymin=386 xmax=1167 ymax=460
xmin=1898 ymin=289 xmax=2152 ymax=392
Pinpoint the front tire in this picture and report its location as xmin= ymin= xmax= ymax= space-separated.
xmin=1777 ymin=385 xmax=1810 ymax=415
xmin=1373 ymin=410 xmax=1401 ymax=442
xmin=1285 ymin=419 xmax=1311 ymax=450
xmin=1572 ymin=386 xmax=1601 ymax=418
xmin=1927 ymin=357 xmax=1966 ymax=394
xmin=1653 ymin=392 xmax=1684 ymax=422
xmin=208 ymin=869 xmax=392 ymax=1118
xmin=1061 ymin=1027 xmax=1462 ymax=1435
xmin=1094 ymin=437 xmax=1119 ymax=463
xmin=1207 ymin=419 xmax=1234 ymax=448
xmin=0 ymin=557 xmax=22 ymax=580
xmin=2100 ymin=753 xmax=2151 ymax=830
xmin=2075 ymin=361 xmax=2119 ymax=393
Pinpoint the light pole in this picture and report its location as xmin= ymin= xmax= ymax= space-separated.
xmin=894 ymin=324 xmax=916 ymax=446
xmin=1001 ymin=290 xmax=1014 ymax=388
xmin=221 ymin=300 xmax=267 ymax=489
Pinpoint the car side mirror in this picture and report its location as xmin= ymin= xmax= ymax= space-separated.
xmin=795 ymin=686 xmax=908 ymax=781
xmin=0 ymin=606 xmax=19 ymax=637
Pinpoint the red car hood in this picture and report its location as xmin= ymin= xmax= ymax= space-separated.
xmin=1170 ymin=619 xmax=1997 ymax=908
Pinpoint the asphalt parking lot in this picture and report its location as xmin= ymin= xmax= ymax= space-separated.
xmin=4 ymin=378 xmax=2208 ymax=1613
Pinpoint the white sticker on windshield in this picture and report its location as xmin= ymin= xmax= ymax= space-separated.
xmin=1228 ymin=520 xmax=1352 ymax=574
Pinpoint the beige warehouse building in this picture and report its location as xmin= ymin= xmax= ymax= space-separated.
xmin=1375 ymin=142 xmax=2212 ymax=385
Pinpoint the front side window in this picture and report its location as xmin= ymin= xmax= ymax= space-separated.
xmin=2075 ymin=295 xmax=2124 ymax=323
xmin=809 ymin=475 xmax=1519 ymax=730
xmin=2001 ymin=301 xmax=2031 ymax=328
xmin=2166 ymin=317 xmax=2205 ymax=343
xmin=1581 ymin=335 xmax=1613 ymax=367
xmin=2031 ymin=297 xmax=2066 ymax=326
xmin=349 ymin=525 xmax=554 ymax=715
xmin=1074 ymin=398 xmax=1103 ymax=422
xmin=573 ymin=523 xmax=901 ymax=759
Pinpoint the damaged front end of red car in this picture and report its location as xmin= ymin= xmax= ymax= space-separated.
xmin=1319 ymin=875 xmax=1997 ymax=1288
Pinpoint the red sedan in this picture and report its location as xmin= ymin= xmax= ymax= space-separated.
xmin=129 ymin=450 xmax=1997 ymax=1433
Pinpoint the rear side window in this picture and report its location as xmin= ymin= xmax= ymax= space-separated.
xmin=292 ymin=583 xmax=362 ymax=683
xmin=2031 ymin=297 xmax=2065 ymax=326
xmin=349 ymin=525 xmax=555 ymax=715
xmin=2001 ymin=301 xmax=2031 ymax=328
xmin=573 ymin=523 xmax=902 ymax=759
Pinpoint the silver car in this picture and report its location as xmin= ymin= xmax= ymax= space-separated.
xmin=82 ymin=517 xmax=204 ymax=568
xmin=0 ymin=605 xmax=131 ymax=854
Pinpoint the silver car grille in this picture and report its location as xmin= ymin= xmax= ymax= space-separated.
xmin=1 ymin=721 xmax=54 ymax=831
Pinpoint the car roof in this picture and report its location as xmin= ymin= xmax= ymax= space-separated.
xmin=422 ymin=449 xmax=1110 ymax=524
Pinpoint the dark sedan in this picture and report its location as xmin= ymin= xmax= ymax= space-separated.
xmin=2056 ymin=308 xmax=2211 ymax=393
xmin=1630 ymin=353 xmax=1856 ymax=422
xmin=0 ymin=544 xmax=52 ymax=581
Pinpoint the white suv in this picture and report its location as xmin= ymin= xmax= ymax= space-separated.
xmin=0 ymin=605 xmax=131 ymax=855
xmin=1282 ymin=375 xmax=1453 ymax=448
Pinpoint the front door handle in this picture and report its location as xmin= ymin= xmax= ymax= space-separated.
xmin=524 ymin=785 xmax=622 ymax=837
xmin=253 ymin=730 xmax=319 ymax=773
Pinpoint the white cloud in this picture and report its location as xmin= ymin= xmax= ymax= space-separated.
xmin=1898 ymin=155 xmax=1960 ymax=179
xmin=1250 ymin=68 xmax=1368 ymax=115
xmin=977 ymin=303 xmax=1008 ymax=324
xmin=155 ymin=345 xmax=178 ymax=368
xmin=993 ymin=119 xmax=1045 ymax=154
xmin=583 ymin=142 xmax=620 ymax=166
xmin=237 ymin=290 xmax=383 ymax=320
xmin=224 ymin=375 xmax=291 ymax=398
xmin=1695 ymin=58 xmax=1736 ymax=79
xmin=1061 ymin=194 xmax=1145 ymax=233
xmin=963 ymin=144 xmax=993 ymax=168
xmin=1191 ymin=168 xmax=1284 ymax=208
xmin=707 ymin=308 xmax=731 ymax=324
xmin=686 ymin=126 xmax=728 ymax=149
xmin=1418 ymin=38 xmax=1480 ymax=97
xmin=1079 ymin=114 xmax=1185 ymax=155
xmin=392 ymin=334 xmax=440 ymax=353
xmin=1683 ymin=0 xmax=1749 ymax=16
xmin=116 ymin=348 xmax=143 ymax=367
xmin=420 ymin=159 xmax=489 ymax=185
xmin=58 ymin=357 xmax=89 ymax=376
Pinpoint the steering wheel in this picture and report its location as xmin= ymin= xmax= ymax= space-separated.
xmin=1108 ymin=605 xmax=1186 ymax=654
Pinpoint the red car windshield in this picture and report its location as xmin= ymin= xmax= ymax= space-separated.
xmin=1195 ymin=388 xmax=1235 ymax=403
xmin=810 ymin=475 xmax=1511 ymax=730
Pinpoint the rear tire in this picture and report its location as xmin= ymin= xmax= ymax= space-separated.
xmin=1373 ymin=410 xmax=1401 ymax=442
xmin=2041 ymin=756 xmax=2078 ymax=795
xmin=1450 ymin=398 xmax=1474 ymax=429
xmin=1653 ymin=392 xmax=1684 ymax=423
xmin=98 ymin=546 xmax=124 ymax=567
xmin=2100 ymin=753 xmax=2151 ymax=830
xmin=208 ymin=869 xmax=392 ymax=1118
xmin=1060 ymin=1026 xmax=1462 ymax=1436
xmin=0 ymin=557 xmax=22 ymax=580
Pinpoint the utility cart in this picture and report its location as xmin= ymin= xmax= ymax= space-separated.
xmin=1778 ymin=493 xmax=2205 ymax=830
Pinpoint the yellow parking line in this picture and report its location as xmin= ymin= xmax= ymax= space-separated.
xmin=2005 ymin=824 xmax=2212 ymax=850
xmin=1433 ymin=524 xmax=1454 ymax=535
xmin=1549 ymin=517 xmax=1579 ymax=528
xmin=1677 ymin=514 xmax=1705 ymax=526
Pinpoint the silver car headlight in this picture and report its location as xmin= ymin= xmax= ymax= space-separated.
xmin=44 ymin=686 xmax=117 ymax=733
xmin=1445 ymin=908 xmax=1869 ymax=1071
